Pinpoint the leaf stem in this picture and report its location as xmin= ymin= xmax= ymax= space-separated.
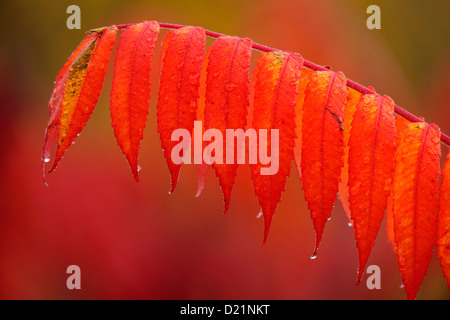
xmin=115 ymin=22 xmax=450 ymax=147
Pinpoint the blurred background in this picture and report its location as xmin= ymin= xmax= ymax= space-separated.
xmin=0 ymin=0 xmax=449 ymax=299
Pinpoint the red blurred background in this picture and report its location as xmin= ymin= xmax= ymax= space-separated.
xmin=0 ymin=0 xmax=449 ymax=299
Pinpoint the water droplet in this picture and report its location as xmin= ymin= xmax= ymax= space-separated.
xmin=348 ymin=222 xmax=353 ymax=227
xmin=44 ymin=157 xmax=51 ymax=163
xmin=256 ymin=209 xmax=263 ymax=219
xmin=350 ymin=180 xmax=362 ymax=194
xmin=137 ymin=165 xmax=142 ymax=172
xmin=310 ymin=251 xmax=318 ymax=260
xmin=226 ymin=83 xmax=237 ymax=92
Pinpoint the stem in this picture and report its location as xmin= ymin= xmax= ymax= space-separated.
xmin=116 ymin=22 xmax=450 ymax=147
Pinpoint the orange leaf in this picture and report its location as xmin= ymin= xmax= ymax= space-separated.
xmin=348 ymin=94 xmax=396 ymax=284
xmin=338 ymin=87 xmax=363 ymax=223
xmin=204 ymin=36 xmax=253 ymax=213
xmin=110 ymin=21 xmax=160 ymax=181
xmin=392 ymin=122 xmax=441 ymax=300
xmin=49 ymin=26 xmax=118 ymax=173
xmin=438 ymin=152 xmax=450 ymax=290
xmin=250 ymin=51 xmax=303 ymax=243
xmin=41 ymin=32 xmax=99 ymax=183
xmin=157 ymin=26 xmax=206 ymax=193
xmin=301 ymin=70 xmax=347 ymax=256
xmin=386 ymin=114 xmax=412 ymax=251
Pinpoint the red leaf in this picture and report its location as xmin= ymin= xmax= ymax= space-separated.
xmin=250 ymin=51 xmax=303 ymax=243
xmin=41 ymin=32 xmax=98 ymax=183
xmin=438 ymin=152 xmax=450 ymax=290
xmin=204 ymin=36 xmax=253 ymax=213
xmin=348 ymin=94 xmax=396 ymax=284
xmin=293 ymin=67 xmax=314 ymax=180
xmin=392 ymin=122 xmax=441 ymax=300
xmin=49 ymin=26 xmax=118 ymax=173
xmin=386 ymin=114 xmax=412 ymax=252
xmin=110 ymin=21 xmax=160 ymax=181
xmin=157 ymin=26 xmax=206 ymax=193
xmin=301 ymin=71 xmax=347 ymax=256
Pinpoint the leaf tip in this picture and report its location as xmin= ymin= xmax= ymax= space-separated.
xmin=262 ymin=214 xmax=273 ymax=244
xmin=312 ymin=230 xmax=324 ymax=259
xmin=169 ymin=177 xmax=178 ymax=195
xmin=128 ymin=160 xmax=140 ymax=182
xmin=48 ymin=159 xmax=60 ymax=174
xmin=356 ymin=271 xmax=363 ymax=286
xmin=222 ymin=199 xmax=230 ymax=215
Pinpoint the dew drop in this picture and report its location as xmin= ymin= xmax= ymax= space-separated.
xmin=256 ymin=209 xmax=263 ymax=219
xmin=137 ymin=165 xmax=142 ymax=172
xmin=44 ymin=157 xmax=51 ymax=163
xmin=226 ymin=83 xmax=237 ymax=92
xmin=310 ymin=251 xmax=318 ymax=260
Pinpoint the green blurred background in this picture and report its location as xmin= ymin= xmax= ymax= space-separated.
xmin=0 ymin=0 xmax=449 ymax=299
